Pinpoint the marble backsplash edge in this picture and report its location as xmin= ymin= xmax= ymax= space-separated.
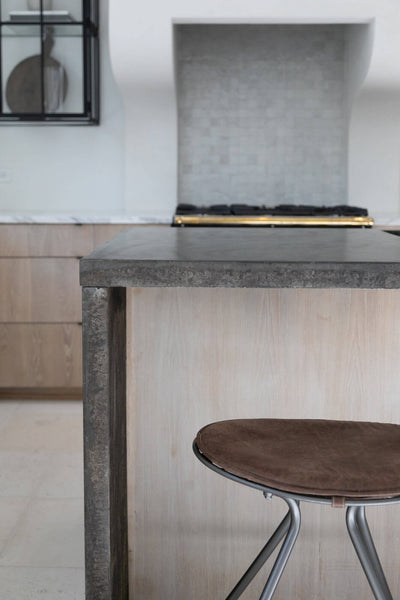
xmin=0 ymin=213 xmax=172 ymax=225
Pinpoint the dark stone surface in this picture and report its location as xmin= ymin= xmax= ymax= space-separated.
xmin=82 ymin=287 xmax=128 ymax=600
xmin=80 ymin=227 xmax=400 ymax=289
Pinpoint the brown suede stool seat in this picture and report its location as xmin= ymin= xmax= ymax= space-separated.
xmin=193 ymin=418 xmax=400 ymax=600
xmin=195 ymin=419 xmax=400 ymax=500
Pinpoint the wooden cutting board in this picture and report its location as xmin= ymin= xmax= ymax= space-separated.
xmin=6 ymin=33 xmax=67 ymax=113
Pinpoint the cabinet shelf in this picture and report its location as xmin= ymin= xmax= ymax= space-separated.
xmin=9 ymin=10 xmax=73 ymax=21
xmin=2 ymin=10 xmax=82 ymax=36
xmin=2 ymin=23 xmax=84 ymax=37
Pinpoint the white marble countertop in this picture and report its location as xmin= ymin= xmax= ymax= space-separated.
xmin=0 ymin=212 xmax=172 ymax=224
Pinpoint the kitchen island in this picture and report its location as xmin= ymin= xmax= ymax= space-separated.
xmin=80 ymin=227 xmax=400 ymax=600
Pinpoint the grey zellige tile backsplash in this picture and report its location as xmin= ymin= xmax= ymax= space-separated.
xmin=175 ymin=25 xmax=347 ymax=207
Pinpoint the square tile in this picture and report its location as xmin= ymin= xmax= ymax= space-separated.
xmin=0 ymin=410 xmax=83 ymax=453
xmin=0 ymin=497 xmax=30 ymax=554
xmin=0 ymin=451 xmax=50 ymax=497
xmin=0 ymin=498 xmax=84 ymax=568
xmin=0 ymin=400 xmax=85 ymax=598
xmin=0 ymin=566 xmax=84 ymax=600
xmin=0 ymin=401 xmax=22 ymax=434
xmin=36 ymin=453 xmax=84 ymax=499
xmin=14 ymin=401 xmax=82 ymax=418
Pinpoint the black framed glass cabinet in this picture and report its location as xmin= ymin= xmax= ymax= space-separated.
xmin=0 ymin=0 xmax=98 ymax=123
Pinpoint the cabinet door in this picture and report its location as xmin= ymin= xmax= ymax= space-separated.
xmin=0 ymin=323 xmax=82 ymax=388
xmin=0 ymin=224 xmax=93 ymax=257
xmin=0 ymin=258 xmax=81 ymax=322
xmin=92 ymin=224 xmax=134 ymax=248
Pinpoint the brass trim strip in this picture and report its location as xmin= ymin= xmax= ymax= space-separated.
xmin=173 ymin=215 xmax=374 ymax=227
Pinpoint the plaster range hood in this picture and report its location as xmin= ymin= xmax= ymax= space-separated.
xmin=173 ymin=22 xmax=373 ymax=227
xmin=109 ymin=1 xmax=400 ymax=225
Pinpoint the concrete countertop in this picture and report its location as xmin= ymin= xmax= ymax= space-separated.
xmin=80 ymin=227 xmax=400 ymax=289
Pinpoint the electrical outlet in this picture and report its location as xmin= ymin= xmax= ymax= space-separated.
xmin=0 ymin=170 xmax=11 ymax=183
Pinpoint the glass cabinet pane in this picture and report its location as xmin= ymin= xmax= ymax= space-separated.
xmin=1 ymin=1 xmax=83 ymax=23
xmin=2 ymin=26 xmax=42 ymax=113
xmin=1 ymin=0 xmax=28 ymax=22
xmin=45 ymin=0 xmax=83 ymax=22
xmin=0 ymin=0 xmax=97 ymax=122
xmin=46 ymin=26 xmax=83 ymax=113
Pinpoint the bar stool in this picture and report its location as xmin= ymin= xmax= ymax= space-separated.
xmin=193 ymin=418 xmax=400 ymax=600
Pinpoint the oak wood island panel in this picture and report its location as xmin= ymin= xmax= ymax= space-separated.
xmin=80 ymin=227 xmax=400 ymax=600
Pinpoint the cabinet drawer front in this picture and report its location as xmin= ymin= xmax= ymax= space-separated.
xmin=0 ymin=324 xmax=82 ymax=387
xmin=92 ymin=224 xmax=133 ymax=248
xmin=0 ymin=258 xmax=81 ymax=322
xmin=0 ymin=224 xmax=93 ymax=257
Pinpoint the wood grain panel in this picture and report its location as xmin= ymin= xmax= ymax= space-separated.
xmin=0 ymin=387 xmax=82 ymax=399
xmin=0 ymin=224 xmax=93 ymax=257
xmin=92 ymin=225 xmax=134 ymax=249
xmin=0 ymin=258 xmax=81 ymax=322
xmin=126 ymin=287 xmax=400 ymax=600
xmin=0 ymin=323 xmax=82 ymax=387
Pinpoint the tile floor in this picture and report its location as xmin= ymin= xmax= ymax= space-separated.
xmin=0 ymin=400 xmax=85 ymax=599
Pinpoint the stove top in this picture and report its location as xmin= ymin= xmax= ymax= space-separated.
xmin=173 ymin=204 xmax=373 ymax=227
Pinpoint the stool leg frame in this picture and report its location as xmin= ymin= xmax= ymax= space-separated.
xmin=258 ymin=498 xmax=301 ymax=600
xmin=225 ymin=498 xmax=301 ymax=600
xmin=346 ymin=506 xmax=393 ymax=600
xmin=193 ymin=442 xmax=399 ymax=599
xmin=226 ymin=511 xmax=290 ymax=599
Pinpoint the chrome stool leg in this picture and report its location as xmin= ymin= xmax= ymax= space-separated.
xmin=225 ymin=498 xmax=301 ymax=600
xmin=258 ymin=498 xmax=301 ymax=600
xmin=346 ymin=506 xmax=393 ymax=600
xmin=226 ymin=510 xmax=291 ymax=600
xmin=354 ymin=507 xmax=393 ymax=600
xmin=260 ymin=498 xmax=301 ymax=600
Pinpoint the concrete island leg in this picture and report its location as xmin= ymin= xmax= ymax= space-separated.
xmin=82 ymin=286 xmax=128 ymax=600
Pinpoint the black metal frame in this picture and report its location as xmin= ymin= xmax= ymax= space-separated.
xmin=0 ymin=0 xmax=99 ymax=124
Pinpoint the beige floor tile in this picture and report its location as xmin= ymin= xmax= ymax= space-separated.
xmin=14 ymin=400 xmax=83 ymax=418
xmin=0 ymin=497 xmax=84 ymax=568
xmin=0 ymin=401 xmax=22 ymax=434
xmin=0 ymin=411 xmax=83 ymax=452
xmin=0 ymin=400 xmax=85 ymax=597
xmin=0 ymin=451 xmax=50 ymax=497
xmin=37 ymin=453 xmax=84 ymax=499
xmin=0 ymin=566 xmax=84 ymax=600
xmin=0 ymin=497 xmax=30 ymax=554
xmin=0 ymin=450 xmax=83 ymax=499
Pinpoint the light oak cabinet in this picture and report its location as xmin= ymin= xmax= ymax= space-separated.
xmin=0 ymin=258 xmax=82 ymax=322
xmin=0 ymin=223 xmax=133 ymax=399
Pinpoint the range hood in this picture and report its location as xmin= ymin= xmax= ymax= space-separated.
xmin=110 ymin=1 xmax=400 ymax=224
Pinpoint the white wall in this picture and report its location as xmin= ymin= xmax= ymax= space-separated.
xmin=110 ymin=0 xmax=400 ymax=219
xmin=0 ymin=0 xmax=125 ymax=215
xmin=1 ymin=0 xmax=400 ymax=219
